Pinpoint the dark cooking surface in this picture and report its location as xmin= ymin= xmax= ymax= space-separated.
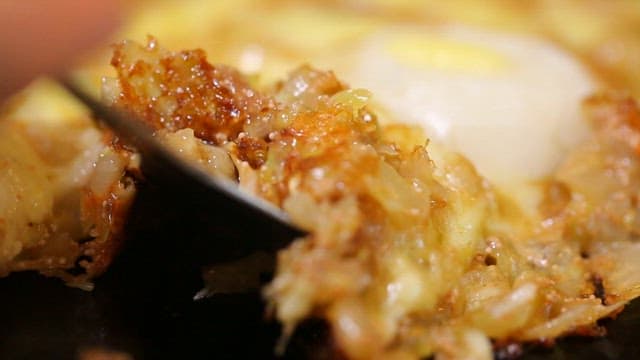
xmin=1 ymin=184 xmax=639 ymax=359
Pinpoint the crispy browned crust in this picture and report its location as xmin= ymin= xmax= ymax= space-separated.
xmin=111 ymin=37 xmax=276 ymax=143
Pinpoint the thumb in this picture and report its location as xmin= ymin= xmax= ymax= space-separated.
xmin=0 ymin=1 xmax=122 ymax=100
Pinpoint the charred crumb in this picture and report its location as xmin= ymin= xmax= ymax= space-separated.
xmin=120 ymin=175 xmax=137 ymax=190
xmin=236 ymin=136 xmax=268 ymax=168
xmin=66 ymin=255 xmax=94 ymax=276
xmin=77 ymin=236 xmax=97 ymax=245
xmin=484 ymin=254 xmax=497 ymax=266
xmin=591 ymin=274 xmax=607 ymax=304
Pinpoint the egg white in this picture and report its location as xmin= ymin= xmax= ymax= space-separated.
xmin=342 ymin=25 xmax=596 ymax=190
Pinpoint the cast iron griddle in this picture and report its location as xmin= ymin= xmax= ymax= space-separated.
xmin=1 ymin=183 xmax=639 ymax=359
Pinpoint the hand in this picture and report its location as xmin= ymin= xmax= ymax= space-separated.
xmin=0 ymin=1 xmax=121 ymax=100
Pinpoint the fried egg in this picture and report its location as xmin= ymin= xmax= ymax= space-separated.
xmin=344 ymin=25 xmax=596 ymax=187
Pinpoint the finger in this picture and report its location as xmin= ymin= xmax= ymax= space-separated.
xmin=0 ymin=0 xmax=122 ymax=99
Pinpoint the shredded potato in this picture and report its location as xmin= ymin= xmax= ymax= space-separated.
xmin=104 ymin=38 xmax=640 ymax=359
xmin=0 ymin=80 xmax=137 ymax=286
